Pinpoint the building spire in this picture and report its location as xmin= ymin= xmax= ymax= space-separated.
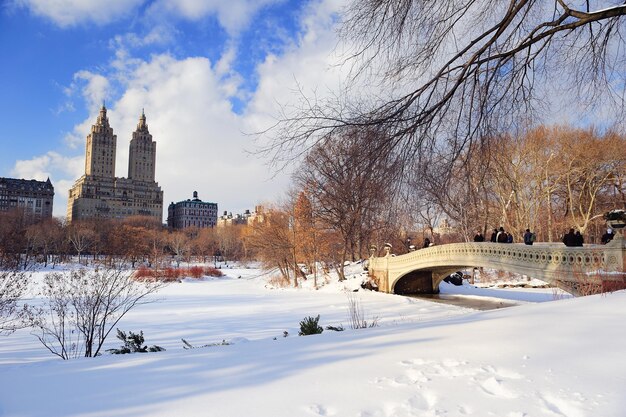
xmin=96 ymin=104 xmax=109 ymax=126
xmin=137 ymin=109 xmax=148 ymax=132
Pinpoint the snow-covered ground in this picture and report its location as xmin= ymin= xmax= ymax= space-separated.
xmin=0 ymin=264 xmax=624 ymax=417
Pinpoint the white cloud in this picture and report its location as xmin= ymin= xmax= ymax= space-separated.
xmin=14 ymin=0 xmax=285 ymax=35
xmin=245 ymin=0 xmax=347 ymax=132
xmin=73 ymin=71 xmax=111 ymax=111
xmin=11 ymin=151 xmax=82 ymax=181
xmin=15 ymin=0 xmax=145 ymax=27
xmin=104 ymin=53 xmax=291 ymax=215
xmin=15 ymin=0 xmax=348 ymax=219
xmin=148 ymin=0 xmax=284 ymax=35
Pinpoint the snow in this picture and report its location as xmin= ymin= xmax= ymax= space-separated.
xmin=0 ymin=263 xmax=624 ymax=417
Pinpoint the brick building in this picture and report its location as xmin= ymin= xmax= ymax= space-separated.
xmin=0 ymin=177 xmax=54 ymax=218
xmin=167 ymin=191 xmax=218 ymax=229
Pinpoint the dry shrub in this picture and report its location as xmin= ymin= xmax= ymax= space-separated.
xmin=267 ymin=274 xmax=290 ymax=288
xmin=134 ymin=266 xmax=226 ymax=281
xmin=163 ymin=267 xmax=181 ymax=279
xmin=550 ymin=286 xmax=569 ymax=301
xmin=601 ymin=275 xmax=626 ymax=293
xmin=188 ymin=266 xmax=204 ymax=279
xmin=553 ymin=265 xmax=626 ymax=297
xmin=134 ymin=266 xmax=153 ymax=279
xmin=26 ymin=268 xmax=164 ymax=359
xmin=133 ymin=267 xmax=180 ymax=282
xmin=346 ymin=293 xmax=379 ymax=329
xmin=204 ymin=267 xmax=224 ymax=277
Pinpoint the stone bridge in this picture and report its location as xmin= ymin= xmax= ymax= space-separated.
xmin=368 ymin=233 xmax=626 ymax=296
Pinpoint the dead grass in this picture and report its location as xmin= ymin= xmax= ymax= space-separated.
xmin=346 ymin=293 xmax=379 ymax=329
xmin=267 ymin=274 xmax=291 ymax=288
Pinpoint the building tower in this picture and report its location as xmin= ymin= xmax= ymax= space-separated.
xmin=67 ymin=107 xmax=163 ymax=223
xmin=85 ymin=104 xmax=116 ymax=177
xmin=128 ymin=109 xmax=156 ymax=182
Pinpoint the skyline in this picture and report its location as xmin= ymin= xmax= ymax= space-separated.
xmin=0 ymin=0 xmax=345 ymax=218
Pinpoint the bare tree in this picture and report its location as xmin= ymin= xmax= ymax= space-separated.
xmin=213 ymin=226 xmax=244 ymax=264
xmin=166 ymin=231 xmax=190 ymax=268
xmin=267 ymin=1 xmax=626 ymax=187
xmin=0 ymin=271 xmax=29 ymax=335
xmin=295 ymin=127 xmax=398 ymax=279
xmin=67 ymin=222 xmax=95 ymax=265
xmin=414 ymin=124 xmax=625 ymax=242
xmin=26 ymin=268 xmax=164 ymax=359
xmin=38 ymin=218 xmax=65 ymax=268
xmin=247 ymin=207 xmax=298 ymax=286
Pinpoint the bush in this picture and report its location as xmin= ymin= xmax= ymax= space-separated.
xmin=163 ymin=267 xmax=181 ymax=280
xmin=299 ymin=315 xmax=323 ymax=336
xmin=0 ymin=271 xmax=29 ymax=335
xmin=188 ymin=266 xmax=204 ymax=278
xmin=107 ymin=329 xmax=165 ymax=354
xmin=134 ymin=266 xmax=153 ymax=279
xmin=134 ymin=266 xmax=225 ymax=281
xmin=204 ymin=267 xmax=224 ymax=277
xmin=26 ymin=268 xmax=164 ymax=359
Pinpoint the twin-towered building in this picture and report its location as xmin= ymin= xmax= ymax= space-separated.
xmin=65 ymin=105 xmax=239 ymax=228
xmin=66 ymin=105 xmax=164 ymax=222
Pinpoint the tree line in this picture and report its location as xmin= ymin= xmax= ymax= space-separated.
xmin=1 ymin=127 xmax=622 ymax=286
xmin=249 ymin=124 xmax=624 ymax=287
xmin=0 ymin=212 xmax=249 ymax=270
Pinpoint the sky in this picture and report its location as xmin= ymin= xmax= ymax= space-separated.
xmin=0 ymin=0 xmax=347 ymax=218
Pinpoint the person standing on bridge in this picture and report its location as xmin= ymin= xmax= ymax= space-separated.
xmin=523 ymin=229 xmax=535 ymax=245
xmin=490 ymin=229 xmax=498 ymax=242
xmin=474 ymin=231 xmax=485 ymax=242
xmin=574 ymin=231 xmax=584 ymax=246
xmin=496 ymin=227 xmax=507 ymax=243
xmin=563 ymin=228 xmax=577 ymax=247
xmin=601 ymin=228 xmax=614 ymax=244
xmin=423 ymin=238 xmax=431 ymax=248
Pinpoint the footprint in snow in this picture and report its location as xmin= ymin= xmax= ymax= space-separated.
xmin=305 ymin=404 xmax=336 ymax=416
xmin=479 ymin=376 xmax=518 ymax=399
xmin=539 ymin=394 xmax=585 ymax=417
xmin=407 ymin=390 xmax=438 ymax=411
xmin=400 ymin=358 xmax=430 ymax=367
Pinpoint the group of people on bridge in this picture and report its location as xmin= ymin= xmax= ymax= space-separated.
xmin=475 ymin=227 xmax=518 ymax=244
xmin=470 ymin=227 xmax=616 ymax=247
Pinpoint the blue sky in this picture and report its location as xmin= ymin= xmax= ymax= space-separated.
xmin=0 ymin=0 xmax=344 ymax=217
